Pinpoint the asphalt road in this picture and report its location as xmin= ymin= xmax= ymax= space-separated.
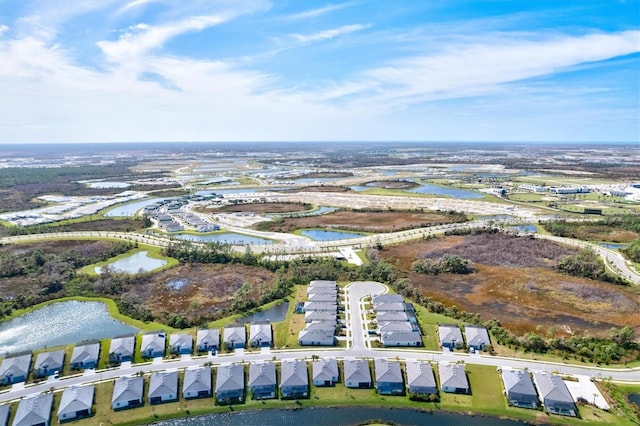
xmin=344 ymin=281 xmax=386 ymax=349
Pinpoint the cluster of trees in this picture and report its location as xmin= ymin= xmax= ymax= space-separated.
xmin=411 ymin=254 xmax=473 ymax=275
xmin=544 ymin=216 xmax=640 ymax=239
xmin=622 ymin=240 xmax=640 ymax=263
xmin=557 ymin=248 xmax=626 ymax=285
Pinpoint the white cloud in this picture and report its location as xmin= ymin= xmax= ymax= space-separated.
xmin=117 ymin=0 xmax=163 ymax=15
xmin=0 ymin=25 xmax=9 ymax=35
xmin=97 ymin=15 xmax=227 ymax=63
xmin=285 ymin=2 xmax=356 ymax=20
xmin=291 ymin=23 xmax=370 ymax=43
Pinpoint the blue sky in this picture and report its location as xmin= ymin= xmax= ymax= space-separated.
xmin=0 ymin=0 xmax=638 ymax=143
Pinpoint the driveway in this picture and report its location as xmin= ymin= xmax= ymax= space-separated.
xmin=344 ymin=281 xmax=387 ymax=350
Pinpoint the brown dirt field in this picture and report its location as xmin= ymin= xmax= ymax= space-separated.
xmin=256 ymin=210 xmax=464 ymax=233
xmin=216 ymin=202 xmax=310 ymax=214
xmin=136 ymin=264 xmax=276 ymax=320
xmin=380 ymin=236 xmax=640 ymax=337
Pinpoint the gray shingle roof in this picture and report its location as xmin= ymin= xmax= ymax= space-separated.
xmin=374 ymin=358 xmax=403 ymax=384
xmin=309 ymin=280 xmax=337 ymax=288
xmin=109 ymin=336 xmax=135 ymax=358
xmin=13 ymin=393 xmax=53 ymax=426
xmin=438 ymin=324 xmax=463 ymax=346
xmin=35 ymin=349 xmax=64 ymax=371
xmin=502 ymin=368 xmax=537 ymax=398
xmin=112 ymin=376 xmax=143 ymax=406
xmin=223 ymin=326 xmax=246 ymax=345
xmin=280 ymin=360 xmax=308 ymax=387
xmin=196 ymin=329 xmax=219 ymax=348
xmin=464 ymin=325 xmax=490 ymax=347
xmin=183 ymin=367 xmax=211 ymax=395
xmin=0 ymin=404 xmax=8 ymax=426
xmin=149 ymin=371 xmax=178 ymax=399
xmin=375 ymin=312 xmax=408 ymax=322
xmin=298 ymin=329 xmax=335 ymax=343
xmin=532 ymin=372 xmax=574 ymax=404
xmin=216 ymin=364 xmax=245 ymax=392
xmin=373 ymin=302 xmax=405 ymax=312
xmin=249 ymin=323 xmax=272 ymax=345
xmin=405 ymin=361 xmax=436 ymax=389
xmin=58 ymin=385 xmax=94 ymax=418
xmin=372 ymin=294 xmax=404 ymax=305
xmin=248 ymin=362 xmax=276 ymax=387
xmin=71 ymin=343 xmax=100 ymax=365
xmin=169 ymin=334 xmax=193 ymax=351
xmin=304 ymin=311 xmax=336 ymax=322
xmin=141 ymin=333 xmax=166 ymax=354
xmin=0 ymin=353 xmax=31 ymax=380
xmin=438 ymin=363 xmax=468 ymax=390
xmin=343 ymin=359 xmax=371 ymax=384
xmin=312 ymin=358 xmax=338 ymax=382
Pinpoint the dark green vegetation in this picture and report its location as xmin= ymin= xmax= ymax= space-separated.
xmin=543 ymin=217 xmax=640 ymax=243
xmin=0 ymin=164 xmax=178 ymax=212
xmin=3 ymin=217 xmax=150 ymax=236
xmin=622 ymin=240 xmax=640 ymax=263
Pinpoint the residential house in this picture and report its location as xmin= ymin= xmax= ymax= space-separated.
xmin=307 ymin=293 xmax=337 ymax=302
xmin=215 ymin=364 xmax=245 ymax=404
xmin=439 ymin=363 xmax=469 ymax=394
xmin=374 ymin=359 xmax=404 ymax=395
xmin=464 ymin=325 xmax=491 ymax=352
xmin=13 ymin=393 xmax=53 ymax=426
xmin=57 ymin=385 xmax=94 ymax=422
xmin=112 ymin=376 xmax=144 ymax=410
xmin=196 ymin=329 xmax=220 ymax=353
xmin=0 ymin=404 xmax=8 ymax=426
xmin=249 ymin=323 xmax=272 ymax=348
xmin=373 ymin=302 xmax=405 ymax=312
xmin=343 ymin=359 xmax=371 ymax=388
xmin=248 ymin=362 xmax=277 ymax=400
xmin=223 ymin=326 xmax=246 ymax=349
xmin=532 ymin=372 xmax=577 ymax=416
xmin=141 ymin=333 xmax=166 ymax=358
xmin=298 ymin=329 xmax=336 ymax=346
xmin=501 ymin=368 xmax=539 ymax=409
xmin=378 ymin=321 xmax=414 ymax=333
xmin=148 ymin=371 xmax=178 ymax=404
xmin=372 ymin=294 xmax=404 ymax=305
xmin=183 ymin=367 xmax=212 ymax=399
xmin=380 ymin=331 xmax=423 ymax=347
xmin=70 ymin=343 xmax=100 ymax=370
xmin=306 ymin=286 xmax=337 ymax=295
xmin=34 ymin=350 xmax=64 ymax=378
xmin=438 ymin=324 xmax=464 ymax=350
xmin=405 ymin=361 xmax=437 ymax=396
xmin=109 ymin=336 xmax=135 ymax=363
xmin=280 ymin=360 xmax=309 ymax=399
xmin=169 ymin=333 xmax=193 ymax=355
xmin=303 ymin=302 xmax=337 ymax=313
xmin=0 ymin=353 xmax=31 ymax=385
xmin=312 ymin=358 xmax=339 ymax=387
xmin=304 ymin=311 xmax=336 ymax=323
xmin=309 ymin=280 xmax=337 ymax=288
xmin=375 ymin=311 xmax=409 ymax=322
xmin=303 ymin=322 xmax=336 ymax=332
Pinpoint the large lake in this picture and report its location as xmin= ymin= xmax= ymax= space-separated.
xmin=0 ymin=301 xmax=137 ymax=356
xmin=95 ymin=251 xmax=167 ymax=274
xmin=154 ymin=407 xmax=521 ymax=426
xmin=301 ymin=230 xmax=365 ymax=241
xmin=174 ymin=233 xmax=273 ymax=245
xmin=409 ymin=184 xmax=484 ymax=199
